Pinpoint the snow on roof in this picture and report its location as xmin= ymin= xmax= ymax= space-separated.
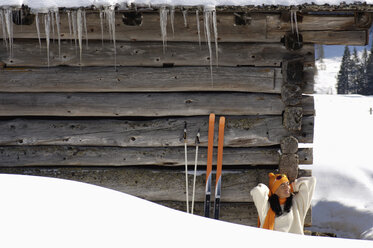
xmin=1 ymin=0 xmax=373 ymax=10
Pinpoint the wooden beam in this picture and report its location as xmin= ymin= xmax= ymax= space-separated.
xmin=0 ymin=67 xmax=285 ymax=93
xmin=0 ymin=92 xmax=314 ymax=117
xmin=301 ymin=30 xmax=368 ymax=45
xmin=0 ymin=166 xmax=312 ymax=202
xmin=4 ymin=11 xmax=368 ymax=45
xmin=0 ymin=146 xmax=313 ymax=167
xmin=0 ymin=116 xmax=314 ymax=147
xmin=0 ymin=66 xmax=314 ymax=94
xmin=0 ymin=40 xmax=315 ymax=67
xmin=267 ymin=14 xmax=368 ymax=31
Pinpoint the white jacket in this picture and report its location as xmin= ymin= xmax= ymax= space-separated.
xmin=250 ymin=176 xmax=316 ymax=234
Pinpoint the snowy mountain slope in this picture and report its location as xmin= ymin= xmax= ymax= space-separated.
xmin=306 ymin=94 xmax=373 ymax=240
xmin=0 ymin=174 xmax=372 ymax=248
xmin=314 ymin=57 xmax=341 ymax=94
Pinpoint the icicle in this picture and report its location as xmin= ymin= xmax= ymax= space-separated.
xmin=159 ymin=6 xmax=168 ymax=54
xmin=83 ymin=10 xmax=88 ymax=48
xmin=212 ymin=10 xmax=218 ymax=67
xmin=4 ymin=9 xmax=13 ymax=59
xmin=170 ymin=7 xmax=175 ymax=37
xmin=67 ymin=11 xmax=72 ymax=44
xmin=196 ymin=10 xmax=201 ymax=48
xmin=77 ymin=9 xmax=83 ymax=66
xmin=0 ymin=9 xmax=8 ymax=50
xmin=44 ymin=13 xmax=51 ymax=67
xmin=182 ymin=10 xmax=188 ymax=27
xmin=105 ymin=6 xmax=116 ymax=68
xmin=51 ymin=11 xmax=55 ymax=43
xmin=99 ymin=9 xmax=104 ymax=46
xmin=291 ymin=10 xmax=299 ymax=42
xmin=204 ymin=8 xmax=213 ymax=86
xmin=35 ymin=13 xmax=41 ymax=49
xmin=71 ymin=10 xmax=78 ymax=52
xmin=55 ymin=11 xmax=61 ymax=58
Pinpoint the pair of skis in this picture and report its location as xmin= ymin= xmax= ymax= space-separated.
xmin=204 ymin=113 xmax=225 ymax=219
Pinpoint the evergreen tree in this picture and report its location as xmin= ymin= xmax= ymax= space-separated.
xmin=350 ymin=47 xmax=360 ymax=94
xmin=365 ymin=43 xmax=373 ymax=95
xmin=337 ymin=46 xmax=352 ymax=94
xmin=358 ymin=48 xmax=368 ymax=94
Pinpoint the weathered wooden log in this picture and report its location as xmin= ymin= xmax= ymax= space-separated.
xmin=0 ymin=145 xmax=313 ymax=167
xmin=281 ymin=136 xmax=298 ymax=154
xmin=4 ymin=11 xmax=369 ymax=45
xmin=301 ymin=30 xmax=368 ymax=45
xmin=0 ymin=40 xmax=315 ymax=67
xmin=283 ymin=107 xmax=303 ymax=131
xmin=0 ymin=67 xmax=284 ymax=93
xmin=0 ymin=116 xmax=314 ymax=147
xmin=279 ymin=154 xmax=299 ymax=182
xmin=283 ymin=32 xmax=303 ymax=51
xmin=281 ymin=84 xmax=302 ymax=106
xmin=282 ymin=58 xmax=304 ymax=84
xmin=268 ymin=13 xmax=371 ymax=31
xmin=0 ymin=92 xmax=314 ymax=117
xmin=0 ymin=166 xmax=312 ymax=202
xmin=157 ymin=201 xmax=311 ymax=227
xmin=0 ymin=66 xmax=315 ymax=94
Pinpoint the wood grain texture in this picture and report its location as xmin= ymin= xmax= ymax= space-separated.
xmin=0 ymin=145 xmax=313 ymax=166
xmin=0 ymin=40 xmax=315 ymax=67
xmin=0 ymin=116 xmax=314 ymax=147
xmin=0 ymin=92 xmax=314 ymax=117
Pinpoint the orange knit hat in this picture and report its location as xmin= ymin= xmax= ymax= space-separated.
xmin=268 ymin=173 xmax=289 ymax=196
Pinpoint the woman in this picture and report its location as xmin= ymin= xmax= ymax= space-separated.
xmin=250 ymin=173 xmax=316 ymax=234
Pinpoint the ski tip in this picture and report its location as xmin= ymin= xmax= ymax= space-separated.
xmin=219 ymin=116 xmax=225 ymax=124
xmin=209 ymin=113 xmax=215 ymax=119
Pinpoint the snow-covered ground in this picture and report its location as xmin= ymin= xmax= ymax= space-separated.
xmin=305 ymin=94 xmax=373 ymax=240
xmin=0 ymin=172 xmax=372 ymax=248
xmin=0 ymin=94 xmax=373 ymax=246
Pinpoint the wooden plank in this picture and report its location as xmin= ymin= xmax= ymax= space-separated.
xmin=0 ymin=67 xmax=285 ymax=93
xmin=0 ymin=92 xmax=314 ymax=117
xmin=4 ymin=11 xmax=368 ymax=45
xmin=158 ymin=201 xmax=311 ymax=227
xmin=0 ymin=116 xmax=314 ymax=147
xmin=301 ymin=30 xmax=368 ymax=45
xmin=267 ymin=14 xmax=366 ymax=32
xmin=0 ymin=166 xmax=312 ymax=202
xmin=0 ymin=146 xmax=313 ymax=167
xmin=0 ymin=66 xmax=314 ymax=94
xmin=0 ymin=40 xmax=315 ymax=67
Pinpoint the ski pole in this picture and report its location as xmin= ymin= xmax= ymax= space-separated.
xmin=204 ymin=113 xmax=215 ymax=217
xmin=214 ymin=116 xmax=225 ymax=220
xmin=191 ymin=129 xmax=200 ymax=214
xmin=184 ymin=122 xmax=189 ymax=213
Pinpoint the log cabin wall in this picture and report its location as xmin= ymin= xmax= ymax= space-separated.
xmin=0 ymin=6 xmax=371 ymax=226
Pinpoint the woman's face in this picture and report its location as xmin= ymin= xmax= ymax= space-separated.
xmin=275 ymin=182 xmax=291 ymax=199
